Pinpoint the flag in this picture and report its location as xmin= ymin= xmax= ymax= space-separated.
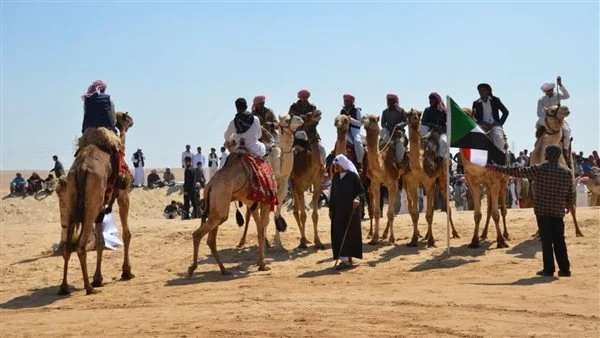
xmin=447 ymin=96 xmax=506 ymax=165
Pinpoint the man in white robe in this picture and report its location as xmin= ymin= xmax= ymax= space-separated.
xmin=224 ymin=98 xmax=267 ymax=158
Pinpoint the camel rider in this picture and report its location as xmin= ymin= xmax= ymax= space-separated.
xmin=340 ymin=94 xmax=365 ymax=171
xmin=537 ymin=77 xmax=571 ymax=161
xmin=421 ymin=92 xmax=449 ymax=164
xmin=252 ymin=95 xmax=279 ymax=143
xmin=289 ymin=89 xmax=327 ymax=168
xmin=380 ymin=93 xmax=407 ymax=162
xmin=472 ymin=83 xmax=509 ymax=153
xmin=224 ymin=98 xmax=267 ymax=158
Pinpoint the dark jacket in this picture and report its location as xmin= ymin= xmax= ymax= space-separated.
xmin=184 ymin=166 xmax=195 ymax=192
xmin=422 ymin=107 xmax=447 ymax=131
xmin=381 ymin=107 xmax=406 ymax=131
xmin=50 ymin=161 xmax=65 ymax=177
xmin=471 ymin=96 xmax=509 ymax=126
xmin=82 ymin=93 xmax=117 ymax=133
xmin=289 ymin=101 xmax=317 ymax=117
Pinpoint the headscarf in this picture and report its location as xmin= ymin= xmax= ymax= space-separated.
xmin=544 ymin=144 xmax=562 ymax=162
xmin=541 ymin=82 xmax=555 ymax=91
xmin=298 ymin=89 xmax=311 ymax=99
xmin=428 ymin=92 xmax=446 ymax=113
xmin=343 ymin=94 xmax=355 ymax=103
xmin=477 ymin=83 xmax=492 ymax=94
xmin=234 ymin=98 xmax=254 ymax=134
xmin=252 ymin=95 xmax=266 ymax=110
xmin=81 ymin=80 xmax=107 ymax=101
xmin=386 ymin=93 xmax=399 ymax=110
xmin=333 ymin=154 xmax=359 ymax=177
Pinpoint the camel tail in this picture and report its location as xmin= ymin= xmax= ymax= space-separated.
xmin=67 ymin=169 xmax=87 ymax=251
xmin=201 ymin=186 xmax=211 ymax=224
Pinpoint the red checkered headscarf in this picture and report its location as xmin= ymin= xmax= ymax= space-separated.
xmin=81 ymin=80 xmax=107 ymax=101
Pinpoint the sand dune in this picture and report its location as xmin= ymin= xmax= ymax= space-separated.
xmin=1 ymin=181 xmax=599 ymax=337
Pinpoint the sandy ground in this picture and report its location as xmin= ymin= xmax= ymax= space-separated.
xmin=1 ymin=176 xmax=599 ymax=337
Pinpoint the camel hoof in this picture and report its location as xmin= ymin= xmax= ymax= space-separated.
xmin=496 ymin=241 xmax=509 ymax=249
xmin=85 ymin=288 xmax=100 ymax=295
xmin=427 ymin=240 xmax=436 ymax=248
xmin=503 ymin=233 xmax=511 ymax=241
xmin=389 ymin=237 xmax=395 ymax=244
xmin=258 ymin=265 xmax=271 ymax=272
xmin=368 ymin=236 xmax=380 ymax=245
xmin=57 ymin=286 xmax=70 ymax=296
xmin=236 ymin=242 xmax=246 ymax=249
xmin=576 ymin=231 xmax=584 ymax=238
xmin=480 ymin=235 xmax=488 ymax=241
xmin=265 ymin=240 xmax=272 ymax=248
xmin=297 ymin=242 xmax=308 ymax=249
xmin=468 ymin=242 xmax=480 ymax=249
xmin=187 ymin=265 xmax=197 ymax=278
xmin=91 ymin=279 xmax=103 ymax=288
xmin=121 ymin=272 xmax=135 ymax=280
xmin=407 ymin=240 xmax=418 ymax=248
xmin=452 ymin=232 xmax=461 ymax=239
xmin=221 ymin=270 xmax=232 ymax=275
xmin=314 ymin=243 xmax=325 ymax=250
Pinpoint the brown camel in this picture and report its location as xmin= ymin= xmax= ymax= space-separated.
xmin=459 ymin=107 xmax=510 ymax=248
xmin=361 ymin=114 xmax=408 ymax=244
xmin=188 ymin=151 xmax=273 ymax=276
xmin=290 ymin=110 xmax=325 ymax=249
xmin=581 ymin=168 xmax=600 ymax=206
xmin=237 ymin=114 xmax=304 ymax=249
xmin=515 ymin=177 xmax=533 ymax=208
xmin=530 ymin=105 xmax=583 ymax=237
xmin=59 ymin=112 xmax=134 ymax=295
xmin=403 ymin=109 xmax=458 ymax=247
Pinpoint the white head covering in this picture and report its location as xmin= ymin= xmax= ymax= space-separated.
xmin=333 ymin=154 xmax=359 ymax=177
xmin=541 ymin=82 xmax=555 ymax=91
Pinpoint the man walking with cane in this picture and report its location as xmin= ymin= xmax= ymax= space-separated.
xmin=329 ymin=154 xmax=365 ymax=270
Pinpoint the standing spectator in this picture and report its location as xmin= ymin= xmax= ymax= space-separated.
xmin=132 ymin=148 xmax=145 ymax=187
xmin=195 ymin=162 xmax=206 ymax=189
xmin=453 ymin=177 xmax=467 ymax=211
xmin=219 ymin=147 xmax=229 ymax=169
xmin=523 ymin=149 xmax=531 ymax=166
xmin=50 ymin=155 xmax=65 ymax=178
xmin=487 ymin=145 xmax=573 ymax=277
xmin=147 ymin=169 xmax=163 ymax=188
xmin=593 ymin=151 xmax=600 ymax=167
xmin=574 ymin=156 xmax=584 ymax=177
xmin=10 ymin=173 xmax=26 ymax=196
xmin=181 ymin=145 xmax=193 ymax=168
xmin=183 ymin=156 xmax=198 ymax=219
xmin=207 ymin=148 xmax=219 ymax=182
xmin=193 ymin=147 xmax=206 ymax=172
xmin=582 ymin=156 xmax=594 ymax=176
xmin=163 ymin=168 xmax=176 ymax=186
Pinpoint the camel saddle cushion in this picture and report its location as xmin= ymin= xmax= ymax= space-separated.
xmin=241 ymin=154 xmax=279 ymax=211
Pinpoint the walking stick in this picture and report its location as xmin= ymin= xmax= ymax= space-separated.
xmin=333 ymin=206 xmax=358 ymax=270
xmin=556 ymin=75 xmax=561 ymax=107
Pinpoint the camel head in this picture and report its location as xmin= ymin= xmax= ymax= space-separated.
xmin=116 ymin=111 xmax=134 ymax=132
xmin=278 ymin=114 xmax=304 ymax=133
xmin=334 ymin=114 xmax=351 ymax=135
xmin=361 ymin=114 xmax=381 ymax=133
xmin=303 ymin=110 xmax=322 ymax=128
xmin=544 ymin=105 xmax=570 ymax=120
xmin=405 ymin=108 xmax=422 ymax=128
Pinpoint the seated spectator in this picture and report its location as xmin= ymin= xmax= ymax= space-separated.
xmin=582 ymin=156 xmax=594 ymax=176
xmin=43 ymin=174 xmax=59 ymax=194
xmin=27 ymin=172 xmax=43 ymax=194
xmin=453 ymin=176 xmax=467 ymax=211
xmin=164 ymin=200 xmax=180 ymax=219
xmin=10 ymin=173 xmax=26 ymax=196
xmin=147 ymin=169 xmax=164 ymax=188
xmin=163 ymin=168 xmax=176 ymax=187
xmin=574 ymin=156 xmax=584 ymax=177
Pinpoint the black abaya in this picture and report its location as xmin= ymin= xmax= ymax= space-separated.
xmin=330 ymin=171 xmax=365 ymax=260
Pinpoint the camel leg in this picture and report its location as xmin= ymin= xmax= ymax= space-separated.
xmin=499 ymin=181 xmax=510 ymax=241
xmin=406 ymin=183 xmax=420 ymax=247
xmin=481 ymin=190 xmax=492 ymax=240
xmin=571 ymin=205 xmax=583 ymax=237
xmin=273 ymin=180 xmax=288 ymax=251
xmin=236 ymin=207 xmax=252 ymax=248
xmin=311 ymin=182 xmax=324 ymax=250
xmin=117 ymin=193 xmax=134 ymax=280
xmin=58 ymin=240 xmax=72 ymax=295
xmin=385 ymin=183 xmax=398 ymax=243
xmin=78 ymin=197 xmax=103 ymax=295
xmin=438 ymin=177 xmax=459 ymax=239
xmin=466 ymin=177 xmax=483 ymax=248
xmin=91 ymin=220 xmax=105 ymax=288
xmin=424 ymin=184 xmax=436 ymax=248
xmin=256 ymin=204 xmax=270 ymax=271
xmin=292 ymin=188 xmax=309 ymax=248
xmin=206 ymin=226 xmax=229 ymax=275
xmin=368 ymin=181 xmax=382 ymax=245
xmin=490 ymin=185 xmax=508 ymax=249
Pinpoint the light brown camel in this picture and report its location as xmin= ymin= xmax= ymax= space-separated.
xmin=188 ymin=151 xmax=274 ymax=276
xmin=236 ymin=114 xmax=304 ymax=249
xmin=530 ymin=105 xmax=583 ymax=237
xmin=459 ymin=107 xmax=510 ymax=248
xmin=403 ymin=109 xmax=458 ymax=247
xmin=581 ymin=169 xmax=600 ymax=206
xmin=361 ymin=114 xmax=408 ymax=244
xmin=290 ymin=110 xmax=325 ymax=249
xmin=515 ymin=177 xmax=533 ymax=208
xmin=59 ymin=112 xmax=134 ymax=296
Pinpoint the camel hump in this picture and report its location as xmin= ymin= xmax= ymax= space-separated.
xmin=79 ymin=127 xmax=122 ymax=151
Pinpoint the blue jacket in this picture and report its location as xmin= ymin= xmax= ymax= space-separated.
xmin=82 ymin=93 xmax=117 ymax=133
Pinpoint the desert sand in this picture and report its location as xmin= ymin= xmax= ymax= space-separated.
xmin=1 ymin=169 xmax=599 ymax=337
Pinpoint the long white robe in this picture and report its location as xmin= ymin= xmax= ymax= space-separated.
xmin=224 ymin=115 xmax=266 ymax=157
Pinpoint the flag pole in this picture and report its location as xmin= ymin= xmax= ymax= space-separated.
xmin=446 ymin=96 xmax=451 ymax=256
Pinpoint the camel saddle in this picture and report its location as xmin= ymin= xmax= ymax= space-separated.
xmin=238 ymin=152 xmax=279 ymax=212
xmin=420 ymin=129 xmax=441 ymax=176
xmin=77 ymin=128 xmax=129 ymax=205
xmin=379 ymin=124 xmax=408 ymax=163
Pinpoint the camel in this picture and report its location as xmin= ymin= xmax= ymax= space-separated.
xmin=59 ymin=112 xmax=134 ymax=295
xmin=290 ymin=110 xmax=326 ymax=249
xmin=581 ymin=168 xmax=600 ymax=206
xmin=332 ymin=114 xmax=373 ymax=222
xmin=403 ymin=109 xmax=458 ymax=247
xmin=361 ymin=114 xmax=408 ymax=244
xmin=188 ymin=150 xmax=275 ymax=276
xmin=530 ymin=105 xmax=583 ymax=237
xmin=236 ymin=114 xmax=304 ymax=249
xmin=515 ymin=177 xmax=533 ymax=208
xmin=459 ymin=107 xmax=510 ymax=248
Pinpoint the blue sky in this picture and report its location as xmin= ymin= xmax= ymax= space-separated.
xmin=1 ymin=1 xmax=598 ymax=170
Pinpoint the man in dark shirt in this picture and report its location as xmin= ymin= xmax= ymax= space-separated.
xmin=472 ymin=83 xmax=509 ymax=153
xmin=50 ymin=155 xmax=65 ymax=178
xmin=147 ymin=169 xmax=163 ymax=188
xmin=421 ymin=92 xmax=448 ymax=164
xmin=487 ymin=145 xmax=573 ymax=277
xmin=289 ymin=89 xmax=327 ymax=169
xmin=253 ymin=95 xmax=279 ymax=141
xmin=380 ymin=93 xmax=407 ymax=162
xmin=183 ymin=157 xmax=199 ymax=219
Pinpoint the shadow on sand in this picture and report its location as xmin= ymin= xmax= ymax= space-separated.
xmin=506 ymin=238 xmax=541 ymax=259
xmin=470 ymin=276 xmax=558 ymax=286
xmin=0 ymin=286 xmax=72 ymax=309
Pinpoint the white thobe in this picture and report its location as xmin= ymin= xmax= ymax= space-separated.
xmin=193 ymin=153 xmax=206 ymax=167
xmin=181 ymin=151 xmax=194 ymax=168
xmin=132 ymin=154 xmax=145 ymax=186
xmin=219 ymin=151 xmax=229 ymax=169
xmin=536 ymin=86 xmax=571 ymax=149
xmin=224 ymin=116 xmax=266 ymax=157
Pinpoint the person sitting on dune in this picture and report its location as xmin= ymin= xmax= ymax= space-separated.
xmin=163 ymin=168 xmax=176 ymax=187
xmin=10 ymin=173 xmax=27 ymax=196
xmin=26 ymin=172 xmax=43 ymax=195
xmin=147 ymin=169 xmax=164 ymax=189
xmin=164 ymin=200 xmax=181 ymax=219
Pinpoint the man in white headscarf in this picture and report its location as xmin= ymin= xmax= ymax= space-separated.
xmin=536 ymin=77 xmax=571 ymax=160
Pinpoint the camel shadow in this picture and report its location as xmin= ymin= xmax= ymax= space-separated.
xmin=407 ymin=245 xmax=484 ymax=272
xmin=0 ymin=286 xmax=70 ymax=309
xmin=471 ymin=276 xmax=557 ymax=286
xmin=506 ymin=239 xmax=540 ymax=259
xmin=166 ymin=184 xmax=183 ymax=196
xmin=298 ymin=264 xmax=359 ymax=278
xmin=165 ymin=267 xmax=251 ymax=286
xmin=366 ymin=241 xmax=421 ymax=267
xmin=2 ymin=193 xmax=27 ymax=200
